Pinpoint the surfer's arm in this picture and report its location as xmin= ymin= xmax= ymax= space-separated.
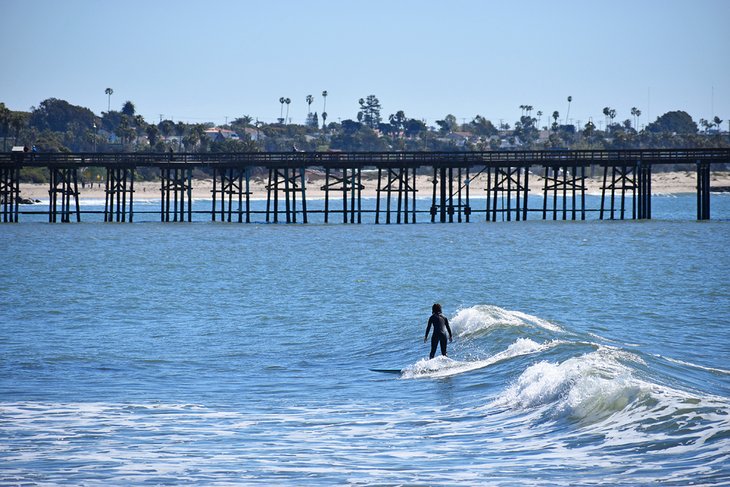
xmin=445 ymin=318 xmax=453 ymax=341
xmin=424 ymin=319 xmax=432 ymax=342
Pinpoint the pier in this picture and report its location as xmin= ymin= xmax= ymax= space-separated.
xmin=1 ymin=148 xmax=728 ymax=223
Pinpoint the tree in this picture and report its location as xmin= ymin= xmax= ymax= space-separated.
xmin=357 ymin=95 xmax=382 ymax=129
xmin=306 ymin=95 xmax=314 ymax=114
xmin=321 ymin=90 xmax=328 ymax=129
xmin=436 ymin=114 xmax=458 ymax=134
xmin=551 ymin=111 xmax=560 ymax=130
xmin=603 ymin=107 xmax=617 ymax=132
xmin=0 ymin=103 xmax=10 ymax=151
xmin=514 ymin=115 xmax=538 ymax=144
xmin=121 ymin=101 xmax=135 ymax=117
xmin=645 ymin=110 xmax=698 ymax=135
xmin=9 ymin=112 xmax=27 ymax=143
xmin=388 ymin=110 xmax=407 ymax=137
xmin=404 ymin=118 xmax=427 ymax=138
xmin=469 ymin=115 xmax=498 ymax=137
xmin=284 ymin=98 xmax=291 ymax=124
xmin=105 ymin=88 xmax=113 ymax=112
xmin=306 ymin=111 xmax=319 ymax=129
xmin=29 ymin=98 xmax=96 ymax=138
xmin=583 ymin=120 xmax=596 ymax=138
xmin=565 ymin=96 xmax=572 ymax=125
xmin=278 ymin=97 xmax=285 ymax=124
xmin=713 ymin=116 xmax=723 ymax=132
xmin=146 ymin=124 xmax=160 ymax=146
xmin=158 ymin=119 xmax=175 ymax=138
xmin=175 ymin=122 xmax=186 ymax=150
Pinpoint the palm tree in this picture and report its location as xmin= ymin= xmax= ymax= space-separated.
xmin=321 ymin=90 xmax=328 ymax=129
xmin=565 ymin=96 xmax=572 ymax=125
xmin=630 ymin=107 xmax=638 ymax=129
xmin=536 ymin=110 xmax=543 ymax=129
xmin=306 ymin=95 xmax=314 ymax=114
xmin=552 ymin=110 xmax=559 ymax=129
xmin=635 ymin=109 xmax=641 ymax=130
xmin=602 ymin=107 xmax=612 ymax=131
xmin=105 ymin=87 xmax=114 ymax=112
xmin=278 ymin=97 xmax=285 ymax=124
xmin=175 ymin=122 xmax=186 ymax=151
xmin=284 ymin=98 xmax=291 ymax=124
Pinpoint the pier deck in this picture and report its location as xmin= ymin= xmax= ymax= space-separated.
xmin=1 ymin=148 xmax=728 ymax=223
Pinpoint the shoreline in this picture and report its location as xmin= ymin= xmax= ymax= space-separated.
xmin=16 ymin=170 xmax=730 ymax=202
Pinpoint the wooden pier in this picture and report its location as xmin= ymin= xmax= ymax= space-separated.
xmin=1 ymin=149 xmax=728 ymax=223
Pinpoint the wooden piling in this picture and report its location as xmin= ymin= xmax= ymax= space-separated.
xmin=0 ymin=165 xmax=20 ymax=222
xmin=697 ymin=161 xmax=711 ymax=220
xmin=48 ymin=166 xmax=80 ymax=223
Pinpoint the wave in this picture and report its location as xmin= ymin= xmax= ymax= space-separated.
xmin=402 ymin=337 xmax=559 ymax=379
xmin=451 ymin=304 xmax=563 ymax=336
xmin=491 ymin=347 xmax=647 ymax=421
xmin=490 ymin=345 xmax=730 ymax=439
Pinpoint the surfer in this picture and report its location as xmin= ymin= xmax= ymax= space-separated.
xmin=424 ymin=303 xmax=453 ymax=359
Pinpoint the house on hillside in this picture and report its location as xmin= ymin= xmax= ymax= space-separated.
xmin=204 ymin=128 xmax=241 ymax=143
xmin=241 ymin=127 xmax=265 ymax=142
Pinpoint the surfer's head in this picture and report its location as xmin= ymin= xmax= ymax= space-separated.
xmin=432 ymin=303 xmax=442 ymax=314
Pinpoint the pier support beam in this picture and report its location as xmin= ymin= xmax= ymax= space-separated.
xmin=697 ymin=161 xmax=711 ymax=220
xmin=540 ymin=165 xmax=586 ymax=221
xmin=600 ymin=164 xmax=637 ymax=220
xmin=212 ymin=166 xmax=252 ymax=223
xmin=0 ymin=165 xmax=20 ymax=222
xmin=431 ymin=166 xmax=471 ymax=223
xmin=160 ymin=167 xmax=192 ymax=222
xmin=104 ymin=166 xmax=135 ymax=222
xmin=375 ymin=167 xmax=417 ymax=224
xmin=636 ymin=162 xmax=652 ymax=220
xmin=48 ymin=166 xmax=81 ymax=223
xmin=322 ymin=167 xmax=362 ymax=223
xmin=486 ymin=166 xmax=530 ymax=222
xmin=266 ymin=166 xmax=308 ymax=223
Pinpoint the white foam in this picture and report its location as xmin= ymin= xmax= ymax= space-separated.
xmin=655 ymin=354 xmax=730 ymax=375
xmin=451 ymin=305 xmax=563 ymax=336
xmin=491 ymin=348 xmax=663 ymax=423
xmin=402 ymin=338 xmax=558 ymax=379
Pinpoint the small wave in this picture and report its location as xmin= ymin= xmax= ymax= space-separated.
xmin=491 ymin=346 xmax=730 ymax=430
xmin=492 ymin=348 xmax=644 ymax=421
xmin=655 ymin=354 xmax=730 ymax=375
xmin=451 ymin=305 xmax=562 ymax=336
xmin=402 ymin=338 xmax=557 ymax=379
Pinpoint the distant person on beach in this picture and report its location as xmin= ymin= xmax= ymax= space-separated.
xmin=424 ymin=303 xmax=453 ymax=359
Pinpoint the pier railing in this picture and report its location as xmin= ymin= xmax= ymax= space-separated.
xmin=1 ymin=148 xmax=728 ymax=223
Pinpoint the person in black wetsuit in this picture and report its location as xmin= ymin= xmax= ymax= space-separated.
xmin=424 ymin=303 xmax=453 ymax=359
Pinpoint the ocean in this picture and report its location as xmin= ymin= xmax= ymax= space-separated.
xmin=1 ymin=194 xmax=729 ymax=485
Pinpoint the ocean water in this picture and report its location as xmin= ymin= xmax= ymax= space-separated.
xmin=1 ymin=200 xmax=729 ymax=485
xmin=12 ymin=191 xmax=730 ymax=223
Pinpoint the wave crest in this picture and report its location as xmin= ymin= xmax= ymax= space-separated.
xmin=492 ymin=348 xmax=658 ymax=423
xmin=451 ymin=305 xmax=562 ymax=336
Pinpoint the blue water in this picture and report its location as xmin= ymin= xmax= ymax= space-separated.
xmin=1 ymin=203 xmax=730 ymax=485
xmin=13 ymin=191 xmax=730 ymax=223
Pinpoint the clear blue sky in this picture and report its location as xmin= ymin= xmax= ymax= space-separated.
xmin=2 ymin=0 xmax=729 ymax=130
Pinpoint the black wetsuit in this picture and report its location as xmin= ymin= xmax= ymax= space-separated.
xmin=425 ymin=312 xmax=453 ymax=359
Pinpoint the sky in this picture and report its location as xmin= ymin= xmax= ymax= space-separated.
xmin=2 ymin=0 xmax=729 ymax=130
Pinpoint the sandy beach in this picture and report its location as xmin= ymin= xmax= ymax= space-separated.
xmin=16 ymin=170 xmax=730 ymax=202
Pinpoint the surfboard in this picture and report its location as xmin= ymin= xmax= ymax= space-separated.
xmin=369 ymin=368 xmax=403 ymax=375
